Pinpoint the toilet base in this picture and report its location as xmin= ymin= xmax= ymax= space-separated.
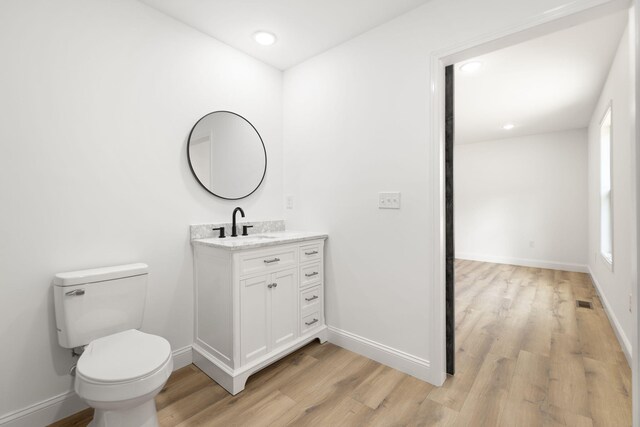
xmin=89 ymin=399 xmax=159 ymax=427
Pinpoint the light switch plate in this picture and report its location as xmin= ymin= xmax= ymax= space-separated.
xmin=379 ymin=192 xmax=401 ymax=209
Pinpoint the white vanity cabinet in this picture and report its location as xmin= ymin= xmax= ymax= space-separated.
xmin=192 ymin=236 xmax=327 ymax=395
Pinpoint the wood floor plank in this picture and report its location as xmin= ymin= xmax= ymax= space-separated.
xmin=158 ymin=384 xmax=227 ymax=426
xmin=364 ymin=375 xmax=434 ymax=426
xmin=156 ymin=366 xmax=214 ymax=411
xmin=427 ymin=351 xmax=485 ymax=412
xmin=498 ymin=350 xmax=550 ymax=426
xmin=409 ymin=397 xmax=459 ymax=426
xmin=576 ymin=305 xmax=620 ymax=364
xmin=550 ymin=274 xmax=579 ymax=337
xmin=548 ymin=333 xmax=590 ymax=418
xmin=273 ymin=357 xmax=380 ymax=425
xmin=452 ymin=352 xmax=516 ymax=426
xmin=542 ymin=404 xmax=594 ymax=427
xmin=351 ymin=363 xmax=407 ymax=410
xmin=521 ymin=306 xmax=553 ymax=357
xmin=583 ymin=357 xmax=632 ymax=427
xmin=174 ymin=354 xmax=320 ymax=426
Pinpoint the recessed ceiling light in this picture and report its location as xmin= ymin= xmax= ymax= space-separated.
xmin=503 ymin=123 xmax=515 ymax=130
xmin=459 ymin=61 xmax=482 ymax=73
xmin=253 ymin=31 xmax=277 ymax=46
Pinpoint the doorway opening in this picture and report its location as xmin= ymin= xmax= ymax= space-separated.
xmin=436 ymin=2 xmax=636 ymax=424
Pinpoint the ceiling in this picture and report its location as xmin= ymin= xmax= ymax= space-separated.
xmin=455 ymin=10 xmax=627 ymax=144
xmin=139 ymin=0 xmax=432 ymax=70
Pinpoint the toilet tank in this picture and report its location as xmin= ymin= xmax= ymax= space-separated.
xmin=53 ymin=263 xmax=149 ymax=348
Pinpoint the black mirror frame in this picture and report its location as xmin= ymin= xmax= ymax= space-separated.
xmin=186 ymin=110 xmax=267 ymax=200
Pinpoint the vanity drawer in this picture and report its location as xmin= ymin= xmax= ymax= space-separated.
xmin=239 ymin=248 xmax=297 ymax=277
xmin=301 ymin=311 xmax=322 ymax=335
xmin=300 ymin=243 xmax=322 ymax=263
xmin=300 ymin=285 xmax=322 ymax=312
xmin=300 ymin=263 xmax=322 ymax=288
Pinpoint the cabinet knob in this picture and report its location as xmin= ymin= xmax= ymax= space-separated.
xmin=267 ymin=283 xmax=278 ymax=289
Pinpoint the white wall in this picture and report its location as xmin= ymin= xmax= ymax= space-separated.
xmin=0 ymin=0 xmax=283 ymax=421
xmin=455 ymin=129 xmax=589 ymax=272
xmin=588 ymin=21 xmax=635 ymax=358
xmin=283 ymin=0 xmax=608 ymax=383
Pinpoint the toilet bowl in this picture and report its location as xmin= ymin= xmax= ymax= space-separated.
xmin=75 ymin=329 xmax=173 ymax=427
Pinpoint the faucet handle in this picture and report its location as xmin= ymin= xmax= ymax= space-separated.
xmin=242 ymin=225 xmax=254 ymax=236
xmin=212 ymin=227 xmax=226 ymax=238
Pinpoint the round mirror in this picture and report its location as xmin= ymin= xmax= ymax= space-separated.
xmin=187 ymin=111 xmax=267 ymax=200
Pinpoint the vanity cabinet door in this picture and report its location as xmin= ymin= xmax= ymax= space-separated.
xmin=240 ymin=274 xmax=269 ymax=364
xmin=270 ymin=268 xmax=297 ymax=349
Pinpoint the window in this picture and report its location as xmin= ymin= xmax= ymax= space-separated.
xmin=600 ymin=105 xmax=613 ymax=266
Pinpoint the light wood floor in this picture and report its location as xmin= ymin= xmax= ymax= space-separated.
xmin=51 ymin=261 xmax=631 ymax=426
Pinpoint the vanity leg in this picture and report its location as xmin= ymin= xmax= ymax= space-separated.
xmin=317 ymin=328 xmax=328 ymax=344
xmin=231 ymin=372 xmax=250 ymax=395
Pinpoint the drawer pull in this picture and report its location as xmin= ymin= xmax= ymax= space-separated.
xmin=305 ymin=272 xmax=319 ymax=278
xmin=305 ymin=250 xmax=318 ymax=255
xmin=305 ymin=295 xmax=319 ymax=302
xmin=305 ymin=318 xmax=319 ymax=326
xmin=263 ymin=257 xmax=280 ymax=264
xmin=65 ymin=289 xmax=85 ymax=296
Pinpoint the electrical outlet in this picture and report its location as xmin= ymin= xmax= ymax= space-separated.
xmin=378 ymin=192 xmax=401 ymax=209
xmin=285 ymin=195 xmax=294 ymax=210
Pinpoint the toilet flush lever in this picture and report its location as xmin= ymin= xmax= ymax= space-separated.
xmin=65 ymin=289 xmax=85 ymax=296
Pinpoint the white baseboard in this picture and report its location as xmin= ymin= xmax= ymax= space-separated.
xmin=0 ymin=345 xmax=194 ymax=427
xmin=588 ymin=268 xmax=632 ymax=365
xmin=0 ymin=390 xmax=86 ymax=427
xmin=326 ymin=326 xmax=440 ymax=386
xmin=456 ymin=252 xmax=588 ymax=273
xmin=171 ymin=345 xmax=194 ymax=370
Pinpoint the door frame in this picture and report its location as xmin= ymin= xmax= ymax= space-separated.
xmin=427 ymin=0 xmax=636 ymax=413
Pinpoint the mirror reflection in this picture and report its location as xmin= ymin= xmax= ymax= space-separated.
xmin=187 ymin=111 xmax=267 ymax=200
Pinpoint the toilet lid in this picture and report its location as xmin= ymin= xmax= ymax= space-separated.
xmin=77 ymin=329 xmax=171 ymax=383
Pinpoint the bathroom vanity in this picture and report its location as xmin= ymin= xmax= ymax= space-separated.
xmin=191 ymin=225 xmax=327 ymax=394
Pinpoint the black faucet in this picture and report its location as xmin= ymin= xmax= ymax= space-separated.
xmin=231 ymin=207 xmax=245 ymax=237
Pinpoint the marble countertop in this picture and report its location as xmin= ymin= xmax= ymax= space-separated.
xmin=192 ymin=231 xmax=328 ymax=251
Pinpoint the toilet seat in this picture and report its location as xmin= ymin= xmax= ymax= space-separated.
xmin=75 ymin=329 xmax=173 ymax=404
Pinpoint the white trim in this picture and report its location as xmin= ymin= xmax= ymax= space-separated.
xmin=430 ymin=0 xmax=632 ymax=389
xmin=589 ymin=267 xmax=633 ymax=365
xmin=326 ymin=326 xmax=439 ymax=385
xmin=171 ymin=345 xmax=194 ymax=370
xmin=456 ymin=253 xmax=589 ymax=273
xmin=0 ymin=390 xmax=86 ymax=427
xmin=0 ymin=345 xmax=194 ymax=427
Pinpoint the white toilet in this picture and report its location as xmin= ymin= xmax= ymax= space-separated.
xmin=53 ymin=263 xmax=173 ymax=427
